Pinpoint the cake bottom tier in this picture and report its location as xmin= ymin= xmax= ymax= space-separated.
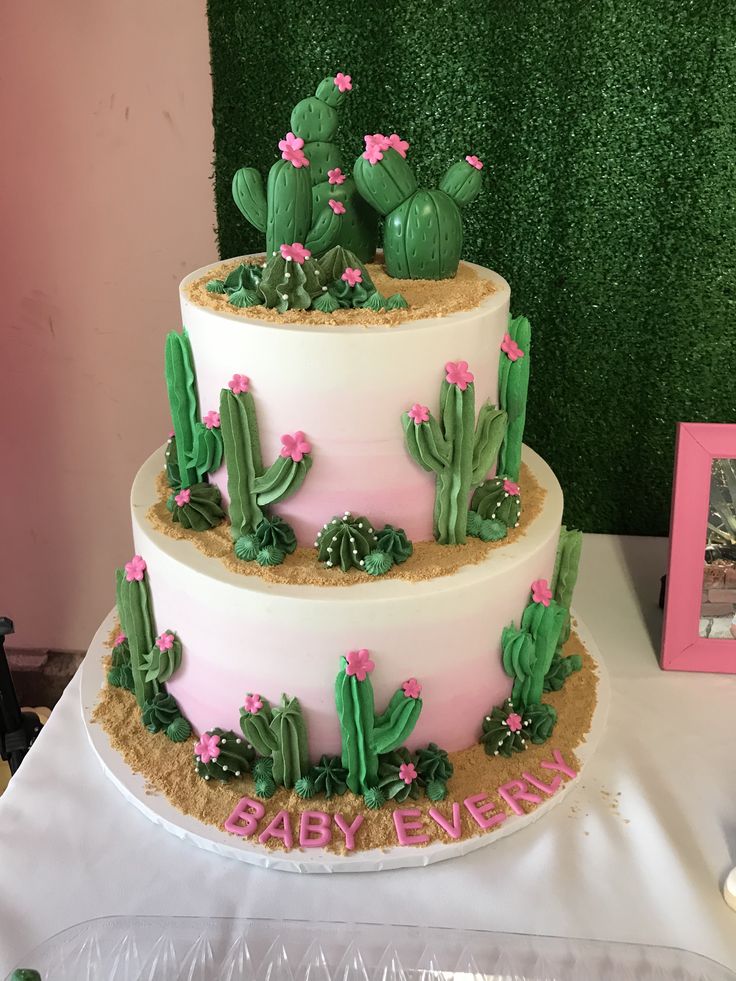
xmin=131 ymin=444 xmax=563 ymax=757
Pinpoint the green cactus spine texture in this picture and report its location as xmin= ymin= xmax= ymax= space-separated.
xmin=239 ymin=695 xmax=309 ymax=788
xmin=219 ymin=388 xmax=312 ymax=541
xmin=402 ymin=364 xmax=507 ymax=544
xmin=334 ymin=652 xmax=423 ymax=794
xmin=115 ymin=565 xmax=158 ymax=709
xmin=353 ymin=141 xmax=483 ymax=279
xmin=498 ymin=316 xmax=532 ymax=482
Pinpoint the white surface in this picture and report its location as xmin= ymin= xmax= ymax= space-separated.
xmin=80 ymin=606 xmax=608 ymax=873
xmin=2 ymin=535 xmax=736 ymax=974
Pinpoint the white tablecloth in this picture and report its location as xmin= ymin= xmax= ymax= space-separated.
xmin=2 ymin=534 xmax=735 ymax=975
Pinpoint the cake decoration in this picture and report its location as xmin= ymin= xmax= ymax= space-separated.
xmin=280 ymin=431 xmax=311 ymax=462
xmin=353 ymin=139 xmax=482 ymax=279
xmin=402 ymin=678 xmax=422 ymax=699
xmin=206 ymin=262 xmax=263 ymax=307
xmin=239 ymin=694 xmax=309 ymax=789
xmin=375 ymin=524 xmax=413 ymax=564
xmin=329 ymin=199 xmax=346 ymax=215
xmin=480 ymin=699 xmax=531 ymax=757
xmin=466 ymin=511 xmax=507 ymax=542
xmin=502 ymin=587 xmax=566 ymax=709
xmin=228 ymin=373 xmax=250 ymax=394
xmin=498 ymin=315 xmax=532 ymax=482
xmin=166 ymin=481 xmax=225 ymax=531
xmin=465 ymin=154 xmax=483 ymax=170
xmin=195 ymin=728 xmax=255 ymax=782
xmin=315 ymin=512 xmax=379 ymax=571
xmin=295 ymin=755 xmax=349 ymax=799
xmin=471 ymin=475 xmax=522 ymax=530
xmin=124 ymin=554 xmax=146 ymax=582
xmin=531 ymin=578 xmax=553 ymax=606
xmin=142 ymin=630 xmax=182 ymax=684
xmin=363 ymin=550 xmax=393 ymax=576
xmin=402 ymin=363 xmax=507 ymax=544
xmin=551 ymin=526 xmax=583 ymax=650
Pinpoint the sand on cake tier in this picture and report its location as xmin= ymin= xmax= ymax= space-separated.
xmin=131 ymin=443 xmax=563 ymax=758
xmin=180 ymin=257 xmax=510 ymax=545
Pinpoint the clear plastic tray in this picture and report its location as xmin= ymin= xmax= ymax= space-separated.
xmin=7 ymin=916 xmax=735 ymax=980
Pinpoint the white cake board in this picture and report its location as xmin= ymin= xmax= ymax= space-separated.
xmin=81 ymin=608 xmax=609 ymax=873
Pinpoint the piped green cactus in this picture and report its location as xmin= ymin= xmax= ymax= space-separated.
xmin=239 ymin=694 xmax=309 ymax=788
xmin=334 ymin=651 xmax=423 ymax=794
xmin=550 ymin=526 xmax=583 ymax=647
xmin=115 ymin=564 xmax=158 ymax=709
xmin=195 ymin=728 xmax=255 ymax=782
xmin=353 ymin=139 xmax=483 ymax=279
xmin=471 ymin=475 xmax=522 ymax=529
xmin=502 ymin=593 xmax=567 ymax=709
xmin=219 ymin=388 xmax=312 ymax=541
xmin=498 ymin=316 xmax=532 ymax=482
xmin=315 ymin=512 xmax=379 ymax=571
xmin=402 ymin=364 xmax=507 ymax=544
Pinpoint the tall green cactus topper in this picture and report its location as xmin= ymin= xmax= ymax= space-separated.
xmin=353 ymin=136 xmax=483 ymax=279
xmin=402 ymin=361 xmax=507 ymax=544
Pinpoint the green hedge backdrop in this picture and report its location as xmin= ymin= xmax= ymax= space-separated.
xmin=208 ymin=0 xmax=735 ymax=535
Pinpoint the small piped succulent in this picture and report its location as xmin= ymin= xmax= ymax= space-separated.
xmin=467 ymin=510 xmax=507 ymax=542
xmin=253 ymin=755 xmax=277 ymax=798
xmin=295 ymin=774 xmax=316 ymax=799
xmin=364 ymin=550 xmax=394 ymax=576
xmin=471 ymin=476 xmax=522 ymax=530
xmin=107 ymin=662 xmax=135 ymax=692
xmin=234 ymin=534 xmax=259 ymax=561
xmin=315 ymin=511 xmax=379 ymax=571
xmin=544 ymin=652 xmax=583 ymax=693
xmin=376 ymin=748 xmax=421 ymax=803
xmin=234 ymin=516 xmax=296 ymax=567
xmin=524 ymin=702 xmax=558 ymax=744
xmin=386 ymin=293 xmax=408 ymax=310
xmin=206 ymin=262 xmax=264 ymax=307
xmin=194 ymin=727 xmax=255 ymax=781
xmin=480 ymin=699 xmax=530 ymax=757
xmin=363 ymin=786 xmax=386 ymax=810
xmin=376 ymin=524 xmax=413 ymax=564
xmin=166 ymin=482 xmax=225 ymax=531
xmin=415 ymin=742 xmax=454 ymax=788
xmin=166 ymin=717 xmax=192 ymax=742
xmin=309 ymin=754 xmax=349 ymax=797
xmin=257 ymin=545 xmax=286 ymax=567
xmin=141 ymin=692 xmax=184 ymax=734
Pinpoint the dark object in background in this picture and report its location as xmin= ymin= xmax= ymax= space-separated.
xmin=0 ymin=617 xmax=43 ymax=775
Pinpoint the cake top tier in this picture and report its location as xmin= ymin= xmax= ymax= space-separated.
xmin=226 ymin=72 xmax=485 ymax=318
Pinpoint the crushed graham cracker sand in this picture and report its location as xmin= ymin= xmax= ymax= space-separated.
xmin=146 ymin=462 xmax=545 ymax=587
xmin=93 ymin=630 xmax=597 ymax=856
xmin=184 ymin=257 xmax=496 ymax=328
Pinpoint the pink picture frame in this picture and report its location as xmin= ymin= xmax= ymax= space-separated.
xmin=661 ymin=422 xmax=736 ymax=672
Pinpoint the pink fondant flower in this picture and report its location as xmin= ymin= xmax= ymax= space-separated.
xmin=280 ymin=242 xmax=312 ymax=264
xmin=203 ymin=410 xmax=220 ymax=429
xmin=402 ymin=678 xmax=422 ymax=699
xmin=174 ymin=487 xmax=191 ymax=507
xmin=341 ymin=266 xmax=363 ymax=287
xmin=445 ymin=360 xmax=475 ymax=390
xmin=345 ymin=649 xmax=375 ymax=681
xmin=229 ymin=373 xmax=250 ymax=394
xmin=156 ymin=631 xmax=175 ymax=651
xmin=328 ymin=198 xmax=346 ymax=215
xmin=362 ymin=133 xmax=391 ymax=164
xmin=531 ymin=578 xmax=553 ymax=607
xmin=465 ymin=154 xmax=483 ymax=170
xmin=386 ymin=133 xmax=410 ymax=158
xmin=167 ymin=430 xmax=175 ymax=439
xmin=408 ymin=403 xmax=430 ymax=425
xmin=501 ymin=333 xmax=524 ymax=361
xmin=399 ymin=762 xmax=418 ymax=785
xmin=278 ymin=131 xmax=310 ymax=168
xmin=243 ymin=693 xmax=263 ymax=715
xmin=334 ymin=72 xmax=352 ymax=92
xmin=124 ymin=555 xmax=146 ymax=582
xmin=195 ymin=731 xmax=221 ymax=764
xmin=280 ymin=431 xmax=311 ymax=462
xmin=114 ymin=632 xmax=127 ymax=647
xmin=327 ymin=167 xmax=346 ymax=185
xmin=504 ymin=712 xmax=523 ymax=733
xmin=503 ymin=479 xmax=520 ymax=496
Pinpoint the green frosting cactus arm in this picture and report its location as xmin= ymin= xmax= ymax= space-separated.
xmin=353 ymin=139 xmax=483 ymax=279
xmin=239 ymin=694 xmax=309 ymax=788
xmin=232 ymin=167 xmax=267 ymax=232
xmin=164 ymin=331 xmax=199 ymax=489
xmin=115 ymin=559 xmax=157 ymax=708
xmin=334 ymin=651 xmax=422 ymax=794
xmin=402 ymin=364 xmax=507 ymax=544
xmin=498 ymin=316 xmax=532 ymax=482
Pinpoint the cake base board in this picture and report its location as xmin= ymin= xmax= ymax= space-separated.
xmin=81 ymin=608 xmax=609 ymax=874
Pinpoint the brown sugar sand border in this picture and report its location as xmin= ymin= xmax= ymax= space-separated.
xmin=92 ymin=627 xmax=597 ymax=858
xmin=185 ymin=258 xmax=496 ymax=328
xmin=146 ymin=461 xmax=546 ymax=587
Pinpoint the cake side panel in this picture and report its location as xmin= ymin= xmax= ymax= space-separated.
xmin=179 ymin=266 xmax=511 ymax=545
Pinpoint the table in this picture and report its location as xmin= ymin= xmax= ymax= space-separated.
xmin=2 ymin=534 xmax=735 ymax=975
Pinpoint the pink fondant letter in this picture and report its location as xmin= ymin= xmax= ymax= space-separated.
xmin=464 ymin=793 xmax=506 ymax=830
xmin=540 ymin=749 xmax=577 ymax=779
xmin=498 ymin=780 xmax=543 ymax=816
xmin=334 ymin=813 xmax=364 ymax=851
xmin=393 ymin=808 xmax=429 ymax=846
xmin=224 ymin=797 xmax=265 ymax=837
xmin=299 ymin=811 xmax=332 ymax=848
xmin=522 ymin=771 xmax=562 ymax=796
xmin=258 ymin=809 xmax=294 ymax=848
xmin=428 ymin=803 xmax=463 ymax=840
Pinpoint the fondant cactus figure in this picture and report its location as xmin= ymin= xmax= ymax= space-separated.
xmin=334 ymin=650 xmax=423 ymax=794
xmin=471 ymin=476 xmax=522 ymax=529
xmin=353 ymin=138 xmax=483 ymax=279
xmin=115 ymin=557 xmax=157 ymax=708
xmin=194 ymin=728 xmax=255 ymax=782
xmin=315 ymin=512 xmax=379 ymax=571
xmin=498 ymin=316 xmax=532 ymax=482
xmin=502 ymin=580 xmax=567 ymax=709
xmin=239 ymin=694 xmax=309 ymax=788
xmin=219 ymin=386 xmax=312 ymax=541
xmin=402 ymin=362 xmax=508 ymax=544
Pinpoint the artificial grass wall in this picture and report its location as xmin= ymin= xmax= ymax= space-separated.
xmin=208 ymin=0 xmax=736 ymax=535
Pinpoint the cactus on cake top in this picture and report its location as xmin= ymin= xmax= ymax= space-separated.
xmin=353 ymin=136 xmax=483 ymax=280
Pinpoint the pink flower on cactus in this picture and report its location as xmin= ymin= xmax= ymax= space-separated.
xmin=345 ymin=648 xmax=375 ymax=681
xmin=465 ymin=154 xmax=483 ymax=170
xmin=334 ymin=72 xmax=352 ymax=92
xmin=341 ymin=267 xmax=363 ymax=287
xmin=280 ymin=242 xmax=312 ymax=264
xmin=280 ymin=431 xmax=311 ymax=462
xmin=174 ymin=487 xmax=191 ymax=507
xmin=503 ymin=479 xmax=520 ymax=496
xmin=114 ymin=632 xmax=127 ymax=647
xmin=328 ymin=198 xmax=346 ymax=215
xmin=386 ymin=133 xmax=410 ymax=158
xmin=124 ymin=555 xmax=146 ymax=582
xmin=243 ymin=692 xmax=263 ymax=715
xmin=445 ymin=360 xmax=475 ymax=390
xmin=408 ymin=403 xmax=430 ymax=425
xmin=228 ymin=373 xmax=250 ymax=394
xmin=362 ymin=133 xmax=390 ymax=165
xmin=167 ymin=430 xmax=175 ymax=439
xmin=278 ymin=131 xmax=310 ymax=168
xmin=402 ymin=678 xmax=422 ymax=699
xmin=156 ymin=631 xmax=175 ymax=651
xmin=504 ymin=712 xmax=523 ymax=733
xmin=531 ymin=578 xmax=553 ymax=607
xmin=399 ymin=762 xmax=418 ymax=785
xmin=327 ymin=167 xmax=346 ymax=185
xmin=195 ymin=731 xmax=221 ymax=764
xmin=203 ymin=410 xmax=220 ymax=429
xmin=501 ymin=333 xmax=524 ymax=361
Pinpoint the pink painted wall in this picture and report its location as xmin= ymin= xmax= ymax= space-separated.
xmin=0 ymin=4 xmax=217 ymax=650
